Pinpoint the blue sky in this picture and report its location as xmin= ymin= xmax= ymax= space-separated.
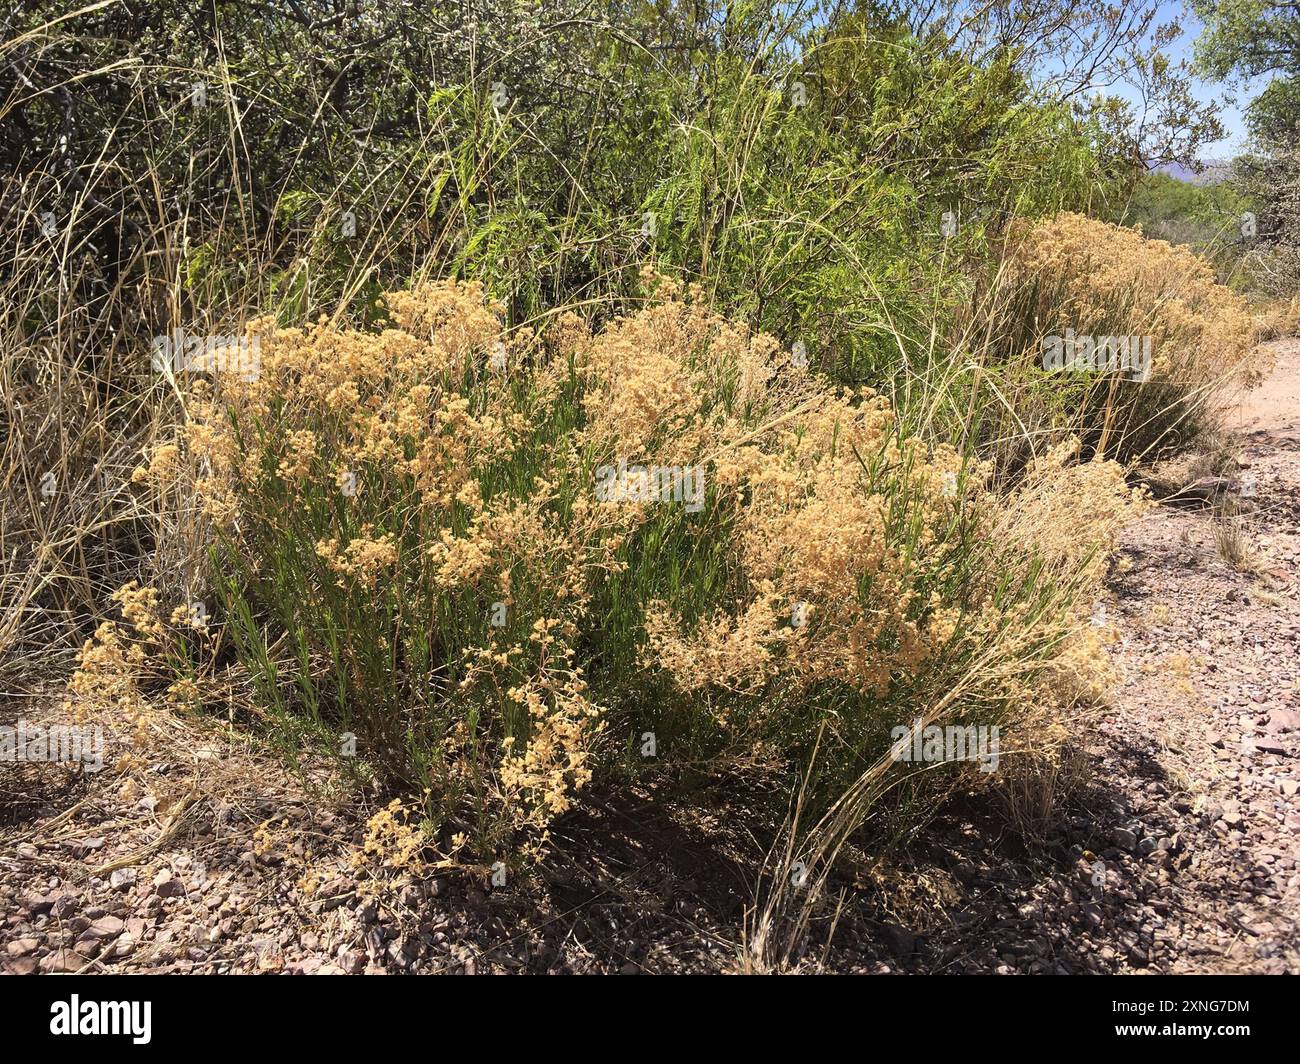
xmin=1022 ymin=0 xmax=1267 ymax=158
xmin=1163 ymin=2 xmax=1248 ymax=154
xmin=1131 ymin=0 xmax=1264 ymax=157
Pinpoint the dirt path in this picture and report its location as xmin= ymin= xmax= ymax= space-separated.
xmin=1085 ymin=338 xmax=1300 ymax=972
xmin=1228 ymin=339 xmax=1300 ymax=441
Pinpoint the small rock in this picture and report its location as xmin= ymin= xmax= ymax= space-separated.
xmin=39 ymin=948 xmax=90 ymax=974
xmin=50 ymin=893 xmax=80 ymax=918
xmin=880 ymin=923 xmax=917 ymax=957
xmin=152 ymin=872 xmax=184 ymax=898
xmin=66 ymin=836 xmax=105 ymax=859
xmin=1268 ymin=708 xmax=1300 ymax=733
xmin=84 ymin=916 xmax=125 ymax=941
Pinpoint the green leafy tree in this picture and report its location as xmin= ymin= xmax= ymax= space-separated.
xmin=1193 ymin=0 xmax=1300 ymax=292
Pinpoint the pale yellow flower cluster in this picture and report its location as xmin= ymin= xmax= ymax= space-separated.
xmin=498 ymin=668 xmax=604 ymax=826
xmin=111 ymin=581 xmax=163 ymax=641
xmin=1005 ymin=212 xmax=1260 ymax=386
xmin=65 ymin=621 xmax=149 ymax=736
xmin=130 ymin=443 xmax=180 ymax=486
xmin=634 ymin=366 xmax=962 ymax=702
xmin=354 ymin=798 xmax=426 ymax=874
xmin=315 ymin=526 xmax=398 ymax=589
xmin=62 ymin=580 xmax=204 ymax=748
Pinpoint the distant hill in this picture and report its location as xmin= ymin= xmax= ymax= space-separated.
xmin=1151 ymin=159 xmax=1234 ymax=185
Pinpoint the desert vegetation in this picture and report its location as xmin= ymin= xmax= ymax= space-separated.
xmin=2 ymin=0 xmax=1296 ymax=978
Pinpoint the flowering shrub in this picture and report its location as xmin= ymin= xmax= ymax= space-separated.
xmin=142 ymin=274 xmax=1140 ymax=858
xmin=987 ymin=211 xmax=1261 ymax=462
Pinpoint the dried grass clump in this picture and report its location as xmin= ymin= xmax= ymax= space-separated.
xmin=991 ymin=438 xmax=1148 ymax=590
xmin=989 ymin=440 xmax=1139 ymax=708
xmin=1251 ymin=297 xmax=1300 ymax=343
